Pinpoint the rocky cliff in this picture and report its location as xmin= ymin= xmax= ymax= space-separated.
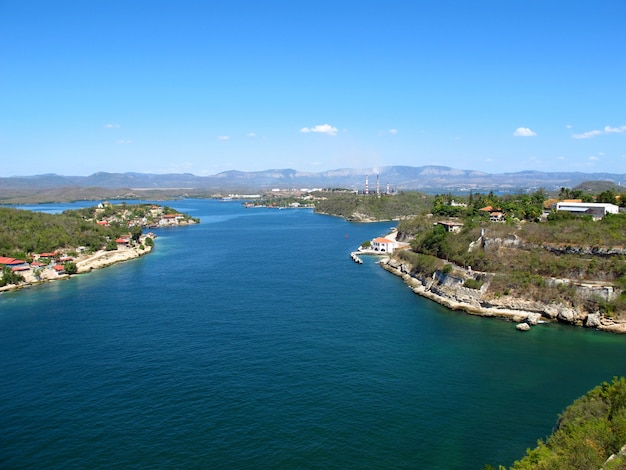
xmin=380 ymin=257 xmax=626 ymax=333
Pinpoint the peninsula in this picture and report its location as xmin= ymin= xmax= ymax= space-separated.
xmin=0 ymin=202 xmax=199 ymax=292
xmin=340 ymin=188 xmax=626 ymax=333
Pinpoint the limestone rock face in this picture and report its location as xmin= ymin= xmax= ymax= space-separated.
xmin=585 ymin=313 xmax=602 ymax=328
xmin=557 ymin=307 xmax=576 ymax=323
xmin=378 ymin=256 xmax=623 ymax=333
xmin=543 ymin=305 xmax=560 ymax=319
xmin=526 ymin=313 xmax=542 ymax=325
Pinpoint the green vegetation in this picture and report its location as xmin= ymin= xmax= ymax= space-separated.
xmin=463 ymin=278 xmax=483 ymax=289
xmin=313 ymin=191 xmax=431 ymax=220
xmin=0 ymin=266 xmax=25 ymax=287
xmin=0 ymin=203 xmax=194 ymax=260
xmin=0 ymin=207 xmax=122 ymax=255
xmin=63 ymin=261 xmax=78 ymax=275
xmin=396 ymin=250 xmax=442 ymax=276
xmin=489 ymin=377 xmax=626 ymax=470
xmin=390 ymin=189 xmax=626 ymax=317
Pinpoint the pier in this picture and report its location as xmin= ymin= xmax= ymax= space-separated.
xmin=350 ymin=252 xmax=363 ymax=264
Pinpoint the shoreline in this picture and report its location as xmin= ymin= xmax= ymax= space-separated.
xmin=0 ymin=241 xmax=152 ymax=294
xmin=379 ymin=257 xmax=626 ymax=334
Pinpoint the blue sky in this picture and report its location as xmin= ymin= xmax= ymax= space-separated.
xmin=2 ymin=1 xmax=625 ymax=177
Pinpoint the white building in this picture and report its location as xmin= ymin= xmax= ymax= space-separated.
xmin=371 ymin=237 xmax=397 ymax=253
xmin=555 ymin=202 xmax=619 ymax=220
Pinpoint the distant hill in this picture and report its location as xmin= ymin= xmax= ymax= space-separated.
xmin=1 ymin=166 xmax=625 ymax=196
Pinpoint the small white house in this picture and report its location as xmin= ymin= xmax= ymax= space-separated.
xmin=371 ymin=237 xmax=397 ymax=253
xmin=555 ymin=202 xmax=619 ymax=219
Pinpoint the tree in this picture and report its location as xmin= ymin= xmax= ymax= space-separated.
xmin=63 ymin=262 xmax=78 ymax=275
xmin=597 ymin=189 xmax=617 ymax=204
xmin=130 ymin=225 xmax=142 ymax=242
xmin=412 ymin=224 xmax=450 ymax=258
xmin=0 ymin=266 xmax=25 ymax=287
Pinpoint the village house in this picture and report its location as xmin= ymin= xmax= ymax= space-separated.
xmin=52 ymin=265 xmax=66 ymax=275
xmin=0 ymin=257 xmax=30 ymax=273
xmin=489 ymin=211 xmax=505 ymax=222
xmin=437 ymin=221 xmax=464 ymax=233
xmin=479 ymin=205 xmax=506 ymax=222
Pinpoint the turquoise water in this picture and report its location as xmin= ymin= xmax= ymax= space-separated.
xmin=1 ymin=200 xmax=625 ymax=469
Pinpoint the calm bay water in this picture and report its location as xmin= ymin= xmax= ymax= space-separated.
xmin=1 ymin=199 xmax=625 ymax=469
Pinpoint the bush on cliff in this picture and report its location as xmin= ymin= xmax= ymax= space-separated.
xmin=501 ymin=377 xmax=626 ymax=470
xmin=396 ymin=250 xmax=441 ymax=276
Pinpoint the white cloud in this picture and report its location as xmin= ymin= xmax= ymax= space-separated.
xmin=572 ymin=125 xmax=626 ymax=139
xmin=105 ymin=123 xmax=120 ymax=129
xmin=217 ymin=135 xmax=230 ymax=140
xmin=116 ymin=139 xmax=132 ymax=144
xmin=389 ymin=129 xmax=398 ymax=135
xmin=589 ymin=155 xmax=599 ymax=161
xmin=573 ymin=129 xmax=603 ymax=139
xmin=513 ymin=127 xmax=537 ymax=137
xmin=247 ymin=132 xmax=256 ymax=137
xmin=300 ymin=124 xmax=338 ymax=136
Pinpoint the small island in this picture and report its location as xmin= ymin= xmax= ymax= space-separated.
xmin=0 ymin=202 xmax=198 ymax=292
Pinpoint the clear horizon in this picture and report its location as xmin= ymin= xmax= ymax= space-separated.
xmin=2 ymin=1 xmax=625 ymax=177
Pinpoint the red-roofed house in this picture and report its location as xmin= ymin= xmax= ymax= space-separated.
xmin=372 ymin=237 xmax=397 ymax=253
xmin=489 ymin=212 xmax=505 ymax=222
xmin=0 ymin=257 xmax=28 ymax=268
xmin=52 ymin=265 xmax=66 ymax=274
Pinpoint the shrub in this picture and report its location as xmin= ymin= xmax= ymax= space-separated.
xmin=63 ymin=262 xmax=78 ymax=275
xmin=463 ymin=278 xmax=483 ymax=290
xmin=396 ymin=250 xmax=441 ymax=276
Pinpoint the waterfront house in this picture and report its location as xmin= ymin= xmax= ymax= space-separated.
xmin=115 ymin=237 xmax=130 ymax=246
xmin=159 ymin=214 xmax=178 ymax=226
xmin=52 ymin=265 xmax=65 ymax=275
xmin=371 ymin=237 xmax=397 ymax=253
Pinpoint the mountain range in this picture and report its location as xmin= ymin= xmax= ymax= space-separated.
xmin=1 ymin=166 xmax=624 ymax=195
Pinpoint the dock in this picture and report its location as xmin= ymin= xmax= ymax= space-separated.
xmin=350 ymin=252 xmax=363 ymax=264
